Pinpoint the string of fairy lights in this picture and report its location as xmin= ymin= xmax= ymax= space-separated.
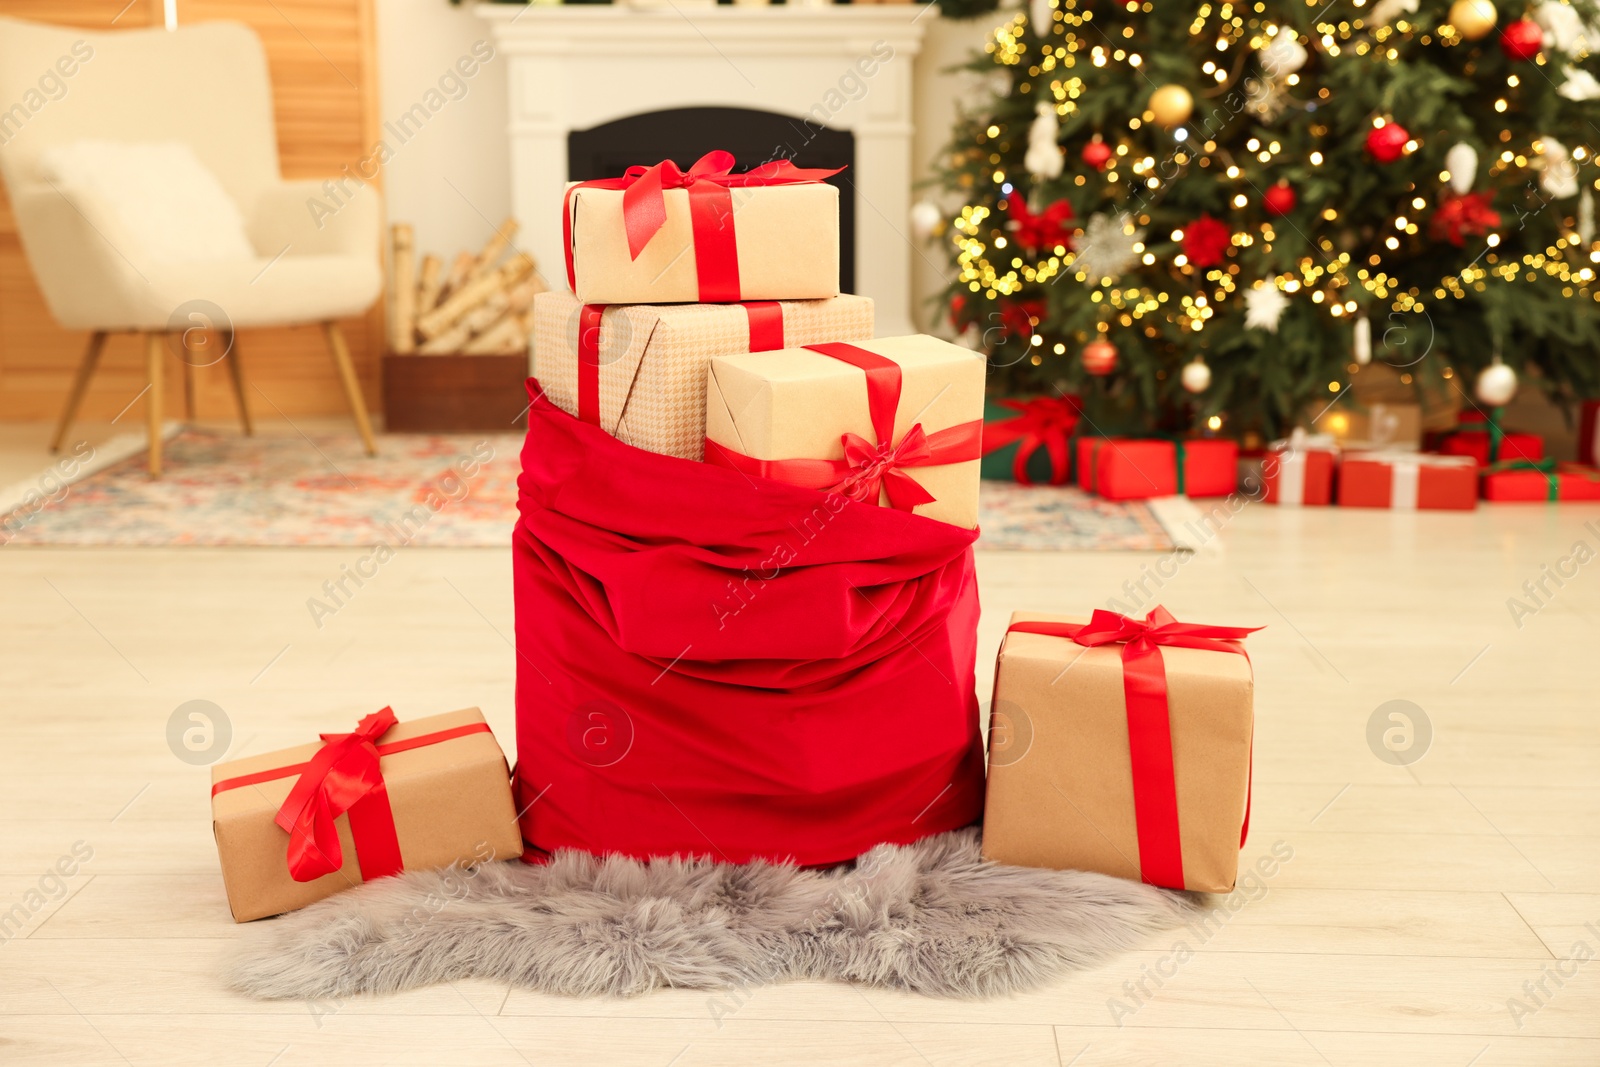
xmin=953 ymin=0 xmax=1600 ymax=359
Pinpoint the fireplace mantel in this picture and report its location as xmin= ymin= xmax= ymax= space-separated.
xmin=476 ymin=4 xmax=931 ymax=336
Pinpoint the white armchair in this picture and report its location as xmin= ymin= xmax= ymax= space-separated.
xmin=0 ymin=16 xmax=382 ymax=475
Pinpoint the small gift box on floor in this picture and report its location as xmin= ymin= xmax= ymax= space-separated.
xmin=534 ymin=290 xmax=874 ymax=461
xmin=1482 ymin=461 xmax=1600 ymax=503
xmin=210 ymin=707 xmax=523 ymax=922
xmin=703 ymin=335 xmax=984 ymax=528
xmin=979 ymin=395 xmax=1082 ymax=485
xmin=1338 ymin=451 xmax=1477 ymax=510
xmin=1076 ymin=437 xmax=1239 ymax=500
xmin=1261 ymin=428 xmax=1337 ymax=506
xmin=1434 ymin=411 xmax=1543 ymax=467
xmin=564 ymin=151 xmax=842 ymax=305
xmin=982 ymin=608 xmax=1259 ymax=892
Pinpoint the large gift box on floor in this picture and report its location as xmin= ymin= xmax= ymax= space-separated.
xmin=704 ymin=335 xmax=985 ymax=528
xmin=534 ymin=291 xmax=874 ymax=461
xmin=563 ymin=153 xmax=842 ymax=305
xmin=1338 ymin=451 xmax=1477 ymax=510
xmin=210 ymin=707 xmax=522 ymax=922
xmin=979 ymin=395 xmax=1082 ymax=485
xmin=1076 ymin=437 xmax=1239 ymax=500
xmin=982 ymin=609 xmax=1258 ymax=893
xmin=1261 ymin=430 xmax=1336 ymax=506
xmin=1482 ymin=462 xmax=1600 ymax=502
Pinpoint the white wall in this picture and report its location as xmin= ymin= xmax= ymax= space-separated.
xmin=372 ymin=0 xmax=512 ymax=265
xmin=910 ymin=14 xmax=995 ymax=334
xmin=372 ymin=1 xmax=996 ymax=310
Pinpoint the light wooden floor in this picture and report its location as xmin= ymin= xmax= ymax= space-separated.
xmin=1 ymin=423 xmax=1598 ymax=1065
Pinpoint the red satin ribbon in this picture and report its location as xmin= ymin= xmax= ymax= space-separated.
xmin=574 ymin=302 xmax=787 ymax=427
xmin=743 ymin=300 xmax=785 ymax=352
xmin=211 ymin=710 xmax=492 ymax=884
xmin=562 ymin=150 xmax=844 ymax=302
xmin=1007 ymin=608 xmax=1261 ymax=889
xmin=703 ymin=341 xmax=984 ymax=511
xmin=577 ymin=304 xmax=605 ymax=425
xmin=981 ymin=395 xmax=1083 ymax=486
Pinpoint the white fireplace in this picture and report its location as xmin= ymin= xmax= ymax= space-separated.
xmin=475 ymin=4 xmax=930 ymax=337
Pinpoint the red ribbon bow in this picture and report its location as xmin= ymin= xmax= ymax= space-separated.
xmin=703 ymin=341 xmax=983 ymax=513
xmin=981 ymin=395 xmax=1083 ymax=486
xmin=563 ymin=150 xmax=844 ymax=302
xmin=833 ymin=424 xmax=939 ymax=511
xmin=273 ymin=707 xmax=405 ymax=884
xmin=1008 ymin=607 xmax=1260 ymax=889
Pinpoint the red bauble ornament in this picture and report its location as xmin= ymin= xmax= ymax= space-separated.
xmin=1500 ymin=19 xmax=1543 ymax=60
xmin=1182 ymin=214 xmax=1233 ymax=268
xmin=948 ymin=292 xmax=967 ymax=330
xmin=1366 ymin=123 xmax=1410 ymax=164
xmin=1081 ymin=337 xmax=1119 ymax=376
xmin=1082 ymin=137 xmax=1114 ymax=170
xmin=1263 ymin=181 xmax=1298 ymax=216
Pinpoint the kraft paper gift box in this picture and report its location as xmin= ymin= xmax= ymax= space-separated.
xmin=563 ymin=156 xmax=841 ymax=305
xmin=1482 ymin=462 xmax=1600 ymax=503
xmin=1075 ymin=437 xmax=1239 ymax=500
xmin=210 ymin=707 xmax=523 ymax=922
xmin=1338 ymin=451 xmax=1478 ymax=510
xmin=1261 ymin=429 xmax=1337 ymax=506
xmin=703 ymin=335 xmax=985 ymax=529
xmin=982 ymin=609 xmax=1257 ymax=893
xmin=534 ymin=290 xmax=874 ymax=462
xmin=1313 ymin=401 xmax=1422 ymax=451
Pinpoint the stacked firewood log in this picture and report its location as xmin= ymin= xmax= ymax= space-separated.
xmin=388 ymin=220 xmax=546 ymax=355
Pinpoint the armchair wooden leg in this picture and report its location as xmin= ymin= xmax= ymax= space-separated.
xmin=322 ymin=320 xmax=376 ymax=456
xmin=145 ymin=332 xmax=164 ymax=478
xmin=181 ymin=355 xmax=197 ymax=423
xmin=223 ymin=331 xmax=252 ymax=435
xmin=50 ymin=331 xmax=107 ymax=453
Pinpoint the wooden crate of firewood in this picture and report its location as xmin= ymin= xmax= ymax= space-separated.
xmin=382 ymin=220 xmax=543 ymax=431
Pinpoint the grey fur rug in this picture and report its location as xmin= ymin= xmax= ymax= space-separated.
xmin=227 ymin=828 xmax=1195 ymax=1000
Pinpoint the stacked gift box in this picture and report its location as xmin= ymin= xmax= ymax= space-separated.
xmin=211 ymin=153 xmax=1279 ymax=923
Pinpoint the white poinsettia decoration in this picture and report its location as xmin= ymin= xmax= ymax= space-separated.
xmin=1072 ymin=212 xmax=1145 ymax=282
xmin=1541 ymin=137 xmax=1581 ymax=198
xmin=1536 ymin=0 xmax=1596 ymax=55
xmin=1260 ymin=35 xmax=1308 ymax=77
xmin=1369 ymin=0 xmax=1419 ymax=26
xmin=1559 ymin=66 xmax=1600 ymax=100
xmin=1244 ymin=283 xmax=1289 ymax=332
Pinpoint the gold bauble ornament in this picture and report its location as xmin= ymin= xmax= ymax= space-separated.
xmin=1148 ymin=84 xmax=1195 ymax=128
xmin=1448 ymin=0 xmax=1498 ymax=40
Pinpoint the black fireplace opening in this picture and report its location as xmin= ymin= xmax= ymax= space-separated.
xmin=567 ymin=106 xmax=856 ymax=294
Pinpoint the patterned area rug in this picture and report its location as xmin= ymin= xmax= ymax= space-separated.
xmin=0 ymin=429 xmax=525 ymax=548
xmin=0 ymin=430 xmax=1176 ymax=551
xmin=977 ymin=480 xmax=1175 ymax=551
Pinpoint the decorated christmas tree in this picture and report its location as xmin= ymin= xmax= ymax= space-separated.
xmin=938 ymin=0 xmax=1600 ymax=437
